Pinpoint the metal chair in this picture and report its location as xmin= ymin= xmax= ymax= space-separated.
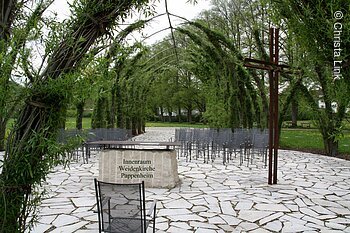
xmin=251 ymin=131 xmax=269 ymax=166
xmin=94 ymin=179 xmax=157 ymax=233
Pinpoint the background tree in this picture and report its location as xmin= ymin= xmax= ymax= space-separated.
xmin=72 ymin=63 xmax=97 ymax=130
xmin=271 ymin=0 xmax=350 ymax=156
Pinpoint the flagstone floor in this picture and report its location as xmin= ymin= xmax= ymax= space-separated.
xmin=18 ymin=128 xmax=350 ymax=232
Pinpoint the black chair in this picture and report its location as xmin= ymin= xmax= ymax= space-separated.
xmin=94 ymin=179 xmax=157 ymax=233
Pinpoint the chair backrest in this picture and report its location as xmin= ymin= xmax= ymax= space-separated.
xmin=94 ymin=179 xmax=147 ymax=233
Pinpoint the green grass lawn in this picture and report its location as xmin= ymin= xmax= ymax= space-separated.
xmin=279 ymin=129 xmax=350 ymax=155
xmin=65 ymin=117 xmax=91 ymax=129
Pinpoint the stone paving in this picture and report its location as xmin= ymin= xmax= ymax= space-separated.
xmin=6 ymin=127 xmax=349 ymax=232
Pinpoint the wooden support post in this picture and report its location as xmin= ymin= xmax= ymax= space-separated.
xmin=273 ymin=28 xmax=279 ymax=184
xmin=244 ymin=27 xmax=281 ymax=185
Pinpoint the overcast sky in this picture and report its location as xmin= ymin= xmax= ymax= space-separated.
xmin=47 ymin=0 xmax=212 ymax=44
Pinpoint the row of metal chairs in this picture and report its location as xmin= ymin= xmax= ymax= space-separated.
xmin=57 ymin=128 xmax=133 ymax=163
xmin=57 ymin=128 xmax=132 ymax=143
xmin=174 ymin=128 xmax=269 ymax=166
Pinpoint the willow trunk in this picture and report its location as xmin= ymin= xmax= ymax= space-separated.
xmin=0 ymin=99 xmax=64 ymax=232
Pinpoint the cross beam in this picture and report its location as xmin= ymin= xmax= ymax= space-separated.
xmin=244 ymin=58 xmax=294 ymax=73
xmin=244 ymin=28 xmax=282 ymax=185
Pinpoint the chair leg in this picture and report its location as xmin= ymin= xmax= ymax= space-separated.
xmin=152 ymin=202 xmax=157 ymax=233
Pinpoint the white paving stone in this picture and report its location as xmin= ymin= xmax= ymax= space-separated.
xmin=194 ymin=228 xmax=217 ymax=233
xmin=325 ymin=221 xmax=347 ymax=230
xmin=198 ymin=212 xmax=216 ymax=218
xmin=167 ymin=226 xmax=193 ymax=233
xmin=302 ymin=215 xmax=325 ymax=226
xmin=71 ymin=197 xmax=96 ymax=207
xmin=220 ymin=214 xmax=242 ymax=225
xmin=259 ymin=212 xmax=284 ymax=225
xmin=170 ymin=221 xmax=191 ymax=230
xmin=192 ymin=205 xmax=209 ymax=212
xmin=235 ymin=201 xmax=254 ymax=210
xmin=38 ymin=215 xmax=57 ymax=225
xmin=329 ymin=217 xmax=350 ymax=225
xmin=238 ymin=210 xmax=273 ymax=222
xmin=220 ymin=201 xmax=235 ymax=215
xmin=310 ymin=205 xmax=336 ymax=215
xmin=255 ymin=203 xmax=290 ymax=212
xmin=327 ymin=207 xmax=350 ymax=215
xmin=163 ymin=199 xmax=193 ymax=209
xmin=158 ymin=208 xmax=191 ymax=216
xmin=190 ymin=221 xmax=219 ymax=229
xmin=29 ymin=128 xmax=350 ymax=233
xmin=30 ymin=223 xmax=52 ymax=233
xmin=250 ymin=228 xmax=272 ymax=233
xmin=52 ymin=214 xmax=80 ymax=227
xmin=208 ymin=216 xmax=226 ymax=224
xmin=50 ymin=221 xmax=88 ymax=233
xmin=84 ymin=222 xmax=99 ymax=229
xmin=300 ymin=207 xmax=320 ymax=217
xmin=156 ymin=222 xmax=169 ymax=231
xmin=38 ymin=207 xmax=73 ymax=216
xmin=218 ymin=224 xmax=236 ymax=232
xmin=294 ymin=197 xmax=307 ymax=207
xmin=75 ymin=230 xmax=97 ymax=233
xmin=168 ymin=214 xmax=206 ymax=222
xmin=264 ymin=220 xmax=283 ymax=232
xmin=237 ymin=221 xmax=259 ymax=231
xmin=282 ymin=222 xmax=316 ymax=232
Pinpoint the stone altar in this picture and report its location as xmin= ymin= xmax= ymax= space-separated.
xmin=98 ymin=146 xmax=180 ymax=188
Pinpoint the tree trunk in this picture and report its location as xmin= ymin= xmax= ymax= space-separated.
xmin=137 ymin=117 xmax=143 ymax=134
xmin=76 ymin=101 xmax=85 ymax=130
xmin=168 ymin=107 xmax=172 ymax=122
xmin=187 ymin=106 xmax=192 ymax=122
xmin=160 ymin=106 xmax=164 ymax=122
xmin=0 ymin=119 xmax=6 ymax=151
xmin=0 ymin=97 xmax=65 ymax=232
xmin=116 ymin=83 xmax=124 ymax=128
xmin=125 ymin=116 xmax=131 ymax=131
xmin=109 ymin=87 xmax=116 ymax=128
xmin=58 ymin=107 xmax=67 ymax=129
xmin=291 ymin=99 xmax=298 ymax=127
xmin=92 ymin=94 xmax=108 ymax=129
xmin=105 ymin=98 xmax=111 ymax=128
xmin=323 ymin=134 xmax=338 ymax=157
xmin=131 ymin=117 xmax=138 ymax=136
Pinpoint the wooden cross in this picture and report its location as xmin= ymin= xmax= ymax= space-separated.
xmin=243 ymin=28 xmax=284 ymax=185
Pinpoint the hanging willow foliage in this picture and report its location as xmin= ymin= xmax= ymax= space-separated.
xmin=0 ymin=0 xmax=151 ymax=232
xmin=92 ymin=20 xmax=150 ymax=130
xmin=177 ymin=22 xmax=262 ymax=128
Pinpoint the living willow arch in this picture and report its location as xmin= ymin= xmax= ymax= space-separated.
xmin=86 ymin=1 xmax=267 ymax=133
xmin=131 ymin=16 xmax=266 ymax=129
xmin=123 ymin=13 xmax=281 ymax=185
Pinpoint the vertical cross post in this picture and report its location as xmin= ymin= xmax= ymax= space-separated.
xmin=268 ymin=28 xmax=279 ymax=185
xmin=243 ymin=27 xmax=280 ymax=184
